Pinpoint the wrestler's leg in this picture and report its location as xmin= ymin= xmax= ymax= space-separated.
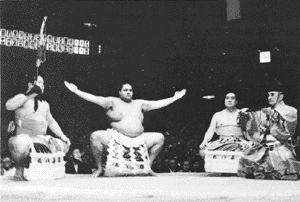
xmin=90 ymin=130 xmax=112 ymax=177
xmin=8 ymin=134 xmax=32 ymax=181
xmin=140 ymin=132 xmax=165 ymax=175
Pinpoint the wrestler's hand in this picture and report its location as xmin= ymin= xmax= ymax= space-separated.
xmin=262 ymin=108 xmax=274 ymax=116
xmin=7 ymin=121 xmax=16 ymax=133
xmin=64 ymin=81 xmax=78 ymax=93
xmin=61 ymin=135 xmax=71 ymax=146
xmin=174 ymin=89 xmax=186 ymax=99
xmin=199 ymin=140 xmax=208 ymax=150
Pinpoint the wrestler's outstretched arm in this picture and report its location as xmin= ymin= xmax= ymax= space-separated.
xmin=46 ymin=102 xmax=71 ymax=145
xmin=199 ymin=113 xmax=217 ymax=149
xmin=141 ymin=89 xmax=186 ymax=112
xmin=64 ymin=81 xmax=112 ymax=109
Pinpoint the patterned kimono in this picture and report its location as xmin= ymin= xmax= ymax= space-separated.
xmin=237 ymin=102 xmax=300 ymax=180
xmin=203 ymin=109 xmax=252 ymax=153
xmin=205 ymin=125 xmax=251 ymax=152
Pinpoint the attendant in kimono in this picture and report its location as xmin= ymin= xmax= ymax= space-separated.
xmin=237 ymin=82 xmax=300 ymax=180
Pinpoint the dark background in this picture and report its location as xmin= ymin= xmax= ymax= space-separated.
xmin=1 ymin=0 xmax=300 ymax=155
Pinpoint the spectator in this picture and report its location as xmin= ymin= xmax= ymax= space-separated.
xmin=168 ymin=159 xmax=180 ymax=173
xmin=191 ymin=160 xmax=204 ymax=172
xmin=178 ymin=160 xmax=191 ymax=172
xmin=164 ymin=159 xmax=170 ymax=168
xmin=152 ymin=157 xmax=169 ymax=173
xmin=1 ymin=156 xmax=15 ymax=176
xmin=65 ymin=148 xmax=93 ymax=174
xmin=81 ymin=150 xmax=97 ymax=171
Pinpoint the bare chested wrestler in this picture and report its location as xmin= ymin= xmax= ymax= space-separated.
xmin=5 ymin=75 xmax=71 ymax=181
xmin=199 ymin=92 xmax=251 ymax=157
xmin=64 ymin=81 xmax=186 ymax=177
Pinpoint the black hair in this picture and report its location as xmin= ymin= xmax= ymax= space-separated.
xmin=25 ymin=73 xmax=45 ymax=84
xmin=24 ymin=73 xmax=46 ymax=112
xmin=117 ymin=81 xmax=133 ymax=91
xmin=224 ymin=91 xmax=239 ymax=101
xmin=26 ymin=75 xmax=38 ymax=84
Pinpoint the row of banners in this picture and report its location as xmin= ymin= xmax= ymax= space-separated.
xmin=0 ymin=29 xmax=90 ymax=55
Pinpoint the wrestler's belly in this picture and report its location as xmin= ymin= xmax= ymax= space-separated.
xmin=110 ymin=117 xmax=144 ymax=138
xmin=216 ymin=126 xmax=243 ymax=138
xmin=16 ymin=127 xmax=47 ymax=137
xmin=219 ymin=135 xmax=244 ymax=139
xmin=15 ymin=118 xmax=48 ymax=137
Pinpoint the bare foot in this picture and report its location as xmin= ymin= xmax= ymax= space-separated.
xmin=148 ymin=169 xmax=158 ymax=176
xmin=13 ymin=175 xmax=28 ymax=181
xmin=92 ymin=168 xmax=103 ymax=178
xmin=13 ymin=168 xmax=29 ymax=181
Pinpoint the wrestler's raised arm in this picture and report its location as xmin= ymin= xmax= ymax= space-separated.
xmin=141 ymin=89 xmax=186 ymax=112
xmin=199 ymin=113 xmax=218 ymax=149
xmin=64 ymin=81 xmax=112 ymax=109
xmin=6 ymin=85 xmax=42 ymax=111
xmin=46 ymin=102 xmax=71 ymax=146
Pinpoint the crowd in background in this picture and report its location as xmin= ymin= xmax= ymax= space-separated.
xmin=2 ymin=128 xmax=299 ymax=176
xmin=152 ymin=131 xmax=205 ymax=173
xmin=66 ymin=130 xmax=206 ymax=174
xmin=1 ymin=130 xmax=206 ymax=176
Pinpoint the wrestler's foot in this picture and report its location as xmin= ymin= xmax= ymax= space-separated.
xmin=148 ymin=169 xmax=158 ymax=176
xmin=13 ymin=175 xmax=28 ymax=181
xmin=92 ymin=168 xmax=103 ymax=178
xmin=14 ymin=168 xmax=29 ymax=181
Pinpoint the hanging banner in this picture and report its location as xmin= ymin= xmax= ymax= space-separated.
xmin=0 ymin=28 xmax=90 ymax=55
